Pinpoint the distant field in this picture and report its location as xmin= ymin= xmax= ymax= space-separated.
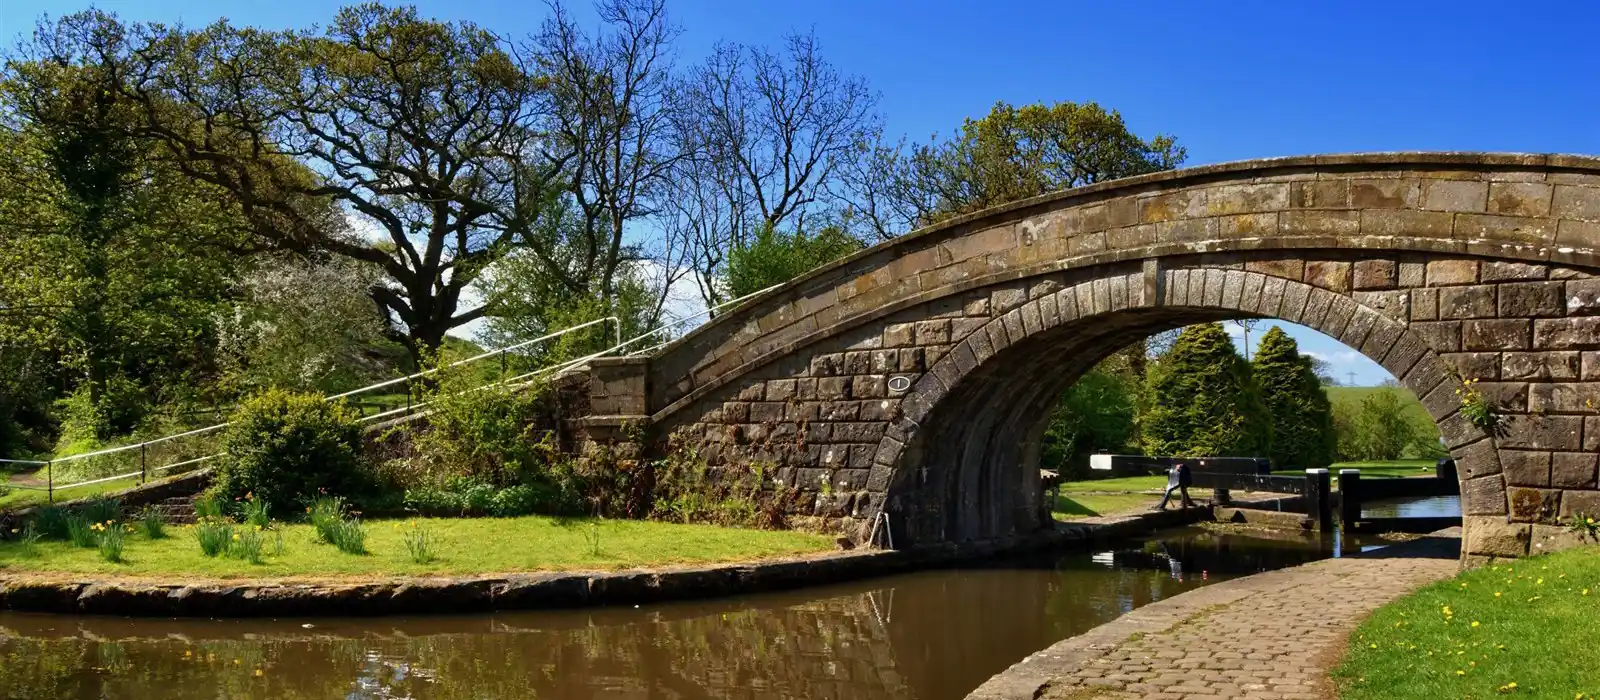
xmin=1326 ymin=385 xmax=1443 ymax=458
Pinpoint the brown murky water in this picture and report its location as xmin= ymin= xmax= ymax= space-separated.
xmin=0 ymin=526 xmax=1372 ymax=700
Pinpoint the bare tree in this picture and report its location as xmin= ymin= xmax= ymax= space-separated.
xmin=530 ymin=0 xmax=685 ymax=316
xmin=671 ymin=31 xmax=879 ymax=307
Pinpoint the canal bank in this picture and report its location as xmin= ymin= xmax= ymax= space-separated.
xmin=0 ymin=504 xmax=1214 ymax=618
xmin=0 ymin=519 xmax=1369 ymax=699
xmin=967 ymin=531 xmax=1463 ymax=700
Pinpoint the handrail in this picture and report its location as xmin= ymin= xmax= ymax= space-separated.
xmin=12 ymin=288 xmax=765 ymax=499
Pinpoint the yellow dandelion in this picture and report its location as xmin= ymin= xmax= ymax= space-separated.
xmin=1472 ymin=621 xmax=1481 ymax=628
xmin=1495 ymin=591 xmax=1503 ymax=597
xmin=254 ymin=669 xmax=264 ymax=677
xmin=1457 ymin=670 xmax=1467 ymax=676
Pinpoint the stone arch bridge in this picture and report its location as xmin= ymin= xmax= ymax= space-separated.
xmin=575 ymin=153 xmax=1600 ymax=561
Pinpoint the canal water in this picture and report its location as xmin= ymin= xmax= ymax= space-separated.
xmin=0 ymin=525 xmax=1404 ymax=700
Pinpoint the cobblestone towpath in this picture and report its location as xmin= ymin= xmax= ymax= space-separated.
xmin=968 ymin=535 xmax=1462 ymax=700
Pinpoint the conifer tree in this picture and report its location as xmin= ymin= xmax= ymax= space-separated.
xmin=1251 ymin=326 xmax=1337 ymax=468
xmin=1141 ymin=323 xmax=1271 ymax=458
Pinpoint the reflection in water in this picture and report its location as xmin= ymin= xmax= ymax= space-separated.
xmin=1363 ymin=494 xmax=1461 ymax=519
xmin=0 ymin=526 xmax=1375 ymax=700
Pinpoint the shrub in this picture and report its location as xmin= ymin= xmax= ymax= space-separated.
xmin=405 ymin=357 xmax=567 ymax=489
xmin=194 ymin=520 xmax=233 ymax=557
xmin=33 ymin=506 xmax=69 ymax=540
xmin=137 ymin=507 xmax=166 ymax=539
xmin=401 ymin=478 xmax=567 ymax=517
xmin=214 ymin=389 xmax=366 ymax=507
xmin=66 ymin=515 xmax=96 ymax=548
xmin=95 ymin=521 xmax=126 ymax=563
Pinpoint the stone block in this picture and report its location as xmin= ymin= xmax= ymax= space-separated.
xmin=1438 ymin=285 xmax=1498 ymax=319
xmin=1501 ymin=450 xmax=1552 ymax=487
xmin=1533 ymin=317 xmax=1600 ymax=349
xmin=1462 ymin=474 xmax=1508 ymax=515
xmin=1551 ymin=184 xmax=1600 ymax=221
xmin=842 ymin=351 xmax=872 ymax=375
xmin=1558 ymin=219 xmax=1600 ymax=251
xmin=1589 ymin=416 xmax=1600 ymax=452
xmin=1488 ymin=181 xmax=1553 ymax=217
xmin=1552 ymin=452 xmax=1599 ymax=489
xmin=1350 ymin=179 xmax=1420 ymax=208
xmin=1499 ymin=414 xmax=1584 ymax=450
xmin=883 ymin=323 xmax=916 ymax=348
xmin=1410 ymin=321 xmax=1462 ymax=352
xmin=766 ymin=379 xmax=798 ymax=401
xmin=1586 ymin=352 xmax=1600 ymax=379
xmin=1532 ymin=524 xmax=1594 ymax=554
xmin=1529 ymin=382 xmax=1599 ymax=413
xmin=914 ymin=319 xmax=951 ymax=346
xmin=1508 ymin=487 xmax=1561 ymax=523
xmin=990 ymin=286 xmax=1027 ymax=314
xmin=1219 ymin=212 xmax=1279 ymax=237
xmin=1304 ymin=261 xmax=1352 ymax=292
xmin=1502 ymin=352 xmax=1581 ymax=380
xmin=1438 ymin=352 xmax=1499 ymax=382
xmin=1399 ymin=262 xmax=1426 ymax=287
xmin=1456 ymin=213 xmax=1557 ymax=244
xmin=1410 ymin=288 xmax=1439 ymax=321
xmin=1353 ymin=259 xmax=1398 ymax=290
xmin=1423 ymin=179 xmax=1488 ymax=212
xmin=1360 ymin=209 xmax=1453 ymax=237
xmin=1245 ymin=258 xmax=1304 ymax=281
xmin=1481 ymin=261 xmax=1548 ymax=282
xmin=1497 ymin=281 xmax=1565 ymax=317
xmin=1559 ymin=489 xmax=1600 ymax=519
xmin=898 ymin=348 xmax=924 ymax=372
xmin=1463 ymin=515 xmax=1530 ymax=557
xmin=1455 ymin=438 xmax=1502 ymax=480
xmin=1280 ymin=209 xmax=1359 ymax=235
xmin=1427 ymin=259 xmax=1479 ymax=286
xmin=1569 ymin=279 xmax=1600 ymax=316
xmin=1206 ymin=182 xmax=1289 ymax=215
xmin=1139 ymin=188 xmax=1208 ymax=223
xmin=853 ymin=375 xmax=887 ymax=399
xmin=1464 ymin=319 xmax=1530 ymax=351
xmin=817 ymin=377 xmax=853 ymax=400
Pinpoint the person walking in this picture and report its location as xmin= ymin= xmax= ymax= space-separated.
xmin=1156 ymin=461 xmax=1195 ymax=510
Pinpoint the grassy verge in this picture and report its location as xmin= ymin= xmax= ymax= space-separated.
xmin=1051 ymin=492 xmax=1159 ymax=520
xmin=1334 ymin=546 xmax=1600 ymax=699
xmin=0 ymin=475 xmax=142 ymax=511
xmin=0 ymin=516 xmax=834 ymax=579
xmin=1056 ymin=458 xmax=1440 ymax=496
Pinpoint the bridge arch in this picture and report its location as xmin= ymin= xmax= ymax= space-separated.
xmin=592 ymin=153 xmax=1600 ymax=560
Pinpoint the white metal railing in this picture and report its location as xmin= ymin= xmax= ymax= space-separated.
xmin=4 ymin=284 xmax=781 ymax=504
xmin=3 ymin=316 xmax=623 ymax=503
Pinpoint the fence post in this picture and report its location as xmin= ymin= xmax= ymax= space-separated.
xmin=47 ymin=461 xmax=53 ymax=504
xmin=405 ymin=376 xmax=412 ymax=413
xmin=1305 ymin=468 xmax=1332 ymax=531
xmin=1338 ymin=469 xmax=1362 ymax=531
xmin=141 ymin=443 xmax=148 ymax=484
xmin=501 ymin=350 xmax=508 ymax=378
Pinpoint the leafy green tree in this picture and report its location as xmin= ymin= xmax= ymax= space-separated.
xmin=725 ymin=225 xmax=865 ymax=299
xmin=1349 ymin=388 xmax=1420 ymax=461
xmin=850 ymin=100 xmax=1185 ymax=237
xmin=1 ymin=29 xmax=248 ymax=439
xmin=1141 ymin=323 xmax=1271 ymax=458
xmin=1251 ymin=327 xmax=1336 ymax=469
xmin=1040 ymin=365 xmax=1141 ymax=479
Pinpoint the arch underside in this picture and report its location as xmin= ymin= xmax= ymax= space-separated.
xmin=889 ymin=305 xmax=1245 ymax=544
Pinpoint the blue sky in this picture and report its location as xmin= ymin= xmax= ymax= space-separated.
xmin=7 ymin=0 xmax=1598 ymax=383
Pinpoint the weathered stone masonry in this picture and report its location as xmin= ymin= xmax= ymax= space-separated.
xmin=569 ymin=153 xmax=1600 ymax=561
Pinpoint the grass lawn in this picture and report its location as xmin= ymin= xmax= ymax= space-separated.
xmin=0 ymin=475 xmax=141 ymax=511
xmin=0 ymin=516 xmax=835 ymax=579
xmin=1334 ymin=546 xmax=1600 ymax=699
xmin=1056 ymin=458 xmax=1441 ymax=498
xmin=1051 ymin=492 xmax=1159 ymax=520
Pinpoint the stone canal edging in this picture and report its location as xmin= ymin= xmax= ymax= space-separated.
xmin=0 ymin=506 xmax=1213 ymax=618
xmin=966 ymin=531 xmax=1464 ymax=700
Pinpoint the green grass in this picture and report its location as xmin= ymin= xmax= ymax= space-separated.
xmin=0 ymin=475 xmax=141 ymax=511
xmin=1335 ymin=546 xmax=1600 ymax=699
xmin=0 ymin=516 xmax=834 ymax=579
xmin=1051 ymin=492 xmax=1159 ymax=520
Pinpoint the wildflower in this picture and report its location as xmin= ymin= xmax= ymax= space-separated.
xmin=1457 ymin=670 xmax=1466 ymax=676
xmin=1495 ymin=591 xmax=1503 ymax=597
xmin=1472 ymin=621 xmax=1481 ymax=628
xmin=254 ymin=669 xmax=264 ymax=677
